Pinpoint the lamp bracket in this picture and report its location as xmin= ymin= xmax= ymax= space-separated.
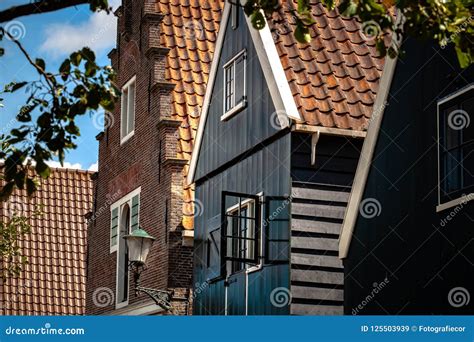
xmin=135 ymin=286 xmax=174 ymax=311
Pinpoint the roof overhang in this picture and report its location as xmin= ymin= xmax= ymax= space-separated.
xmin=338 ymin=12 xmax=404 ymax=259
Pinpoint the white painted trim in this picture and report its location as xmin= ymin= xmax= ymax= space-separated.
xmin=436 ymin=193 xmax=474 ymax=212
xmin=437 ymin=83 xmax=474 ymax=105
xmin=120 ymin=131 xmax=134 ymax=145
xmin=292 ymin=124 xmax=367 ymax=138
xmin=187 ymin=6 xmax=304 ymax=185
xmin=120 ymin=75 xmax=136 ymax=145
xmin=255 ymin=14 xmax=302 ymax=122
xmin=221 ymin=100 xmax=247 ymax=121
xmin=187 ymin=3 xmax=231 ymax=185
xmin=338 ymin=18 xmax=403 ymax=259
xmin=222 ymin=49 xmax=247 ymax=120
xmin=111 ymin=187 xmax=141 ymax=309
xmin=107 ymin=301 xmax=164 ymax=316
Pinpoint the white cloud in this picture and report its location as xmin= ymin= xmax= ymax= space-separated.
xmin=88 ymin=162 xmax=98 ymax=172
xmin=40 ymin=0 xmax=120 ymax=59
xmin=47 ymin=161 xmax=83 ymax=170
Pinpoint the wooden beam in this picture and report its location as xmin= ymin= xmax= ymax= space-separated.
xmin=292 ymin=124 xmax=367 ymax=138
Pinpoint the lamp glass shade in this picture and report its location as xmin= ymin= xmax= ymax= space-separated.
xmin=123 ymin=228 xmax=156 ymax=264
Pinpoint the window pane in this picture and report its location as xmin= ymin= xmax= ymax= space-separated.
xmin=462 ymin=143 xmax=474 ymax=192
xmin=443 ymin=104 xmax=462 ymax=150
xmin=235 ymin=55 xmax=245 ymax=105
xmin=225 ymin=64 xmax=234 ymax=112
xmin=442 ymin=148 xmax=462 ymax=195
xmin=121 ymin=88 xmax=128 ymax=138
xmin=127 ymin=81 xmax=136 ymax=135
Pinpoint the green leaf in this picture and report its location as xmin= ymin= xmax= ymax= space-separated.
xmin=251 ymin=12 xmax=266 ymax=30
xmin=35 ymin=58 xmax=46 ymax=70
xmin=26 ymin=178 xmax=37 ymax=196
xmin=294 ymin=23 xmax=311 ymax=44
xmin=35 ymin=160 xmax=50 ymax=179
xmin=81 ymin=47 xmax=96 ymax=62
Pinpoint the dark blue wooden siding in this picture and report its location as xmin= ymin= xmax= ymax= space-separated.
xmin=194 ymin=5 xmax=279 ymax=182
xmin=345 ymin=39 xmax=474 ymax=314
xmin=290 ymin=133 xmax=362 ymax=315
xmin=193 ymin=135 xmax=291 ymax=315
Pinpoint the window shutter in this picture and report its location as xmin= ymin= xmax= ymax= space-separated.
xmin=131 ymin=194 xmax=140 ymax=231
xmin=206 ymin=215 xmax=221 ymax=281
xmin=235 ymin=53 xmax=246 ymax=105
xmin=111 ymin=207 xmax=119 ymax=251
xmin=265 ymin=197 xmax=290 ymax=264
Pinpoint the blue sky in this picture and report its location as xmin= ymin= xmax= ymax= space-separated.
xmin=0 ymin=0 xmax=120 ymax=171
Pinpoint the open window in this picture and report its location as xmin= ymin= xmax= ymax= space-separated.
xmin=121 ymin=76 xmax=136 ymax=144
xmin=264 ymin=197 xmax=290 ymax=264
xmin=206 ymin=215 xmax=222 ymax=281
xmin=438 ymin=85 xmax=474 ymax=208
xmin=221 ymin=50 xmax=247 ymax=121
xmin=221 ymin=192 xmax=261 ymax=274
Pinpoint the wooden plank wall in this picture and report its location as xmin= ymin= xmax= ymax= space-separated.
xmin=290 ymin=133 xmax=362 ymax=315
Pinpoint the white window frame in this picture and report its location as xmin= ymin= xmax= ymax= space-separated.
xmin=436 ymin=84 xmax=474 ymax=212
xmin=221 ymin=49 xmax=247 ymax=121
xmin=120 ymin=76 xmax=136 ymax=144
xmin=110 ymin=187 xmax=141 ymax=309
xmin=225 ymin=197 xmax=258 ymax=274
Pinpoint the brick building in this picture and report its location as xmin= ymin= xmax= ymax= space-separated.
xmin=0 ymin=168 xmax=93 ymax=315
xmin=85 ymin=0 xmax=224 ymax=315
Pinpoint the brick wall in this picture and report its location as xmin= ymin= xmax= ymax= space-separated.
xmin=86 ymin=0 xmax=192 ymax=315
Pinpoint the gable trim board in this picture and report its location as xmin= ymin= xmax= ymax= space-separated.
xmin=187 ymin=5 xmax=304 ymax=185
xmin=338 ymin=19 xmax=403 ymax=259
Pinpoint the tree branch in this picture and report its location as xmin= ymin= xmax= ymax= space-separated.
xmin=0 ymin=0 xmax=90 ymax=23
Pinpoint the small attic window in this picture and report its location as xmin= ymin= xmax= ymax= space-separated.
xmin=221 ymin=49 xmax=247 ymax=121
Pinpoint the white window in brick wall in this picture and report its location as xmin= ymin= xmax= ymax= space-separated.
xmin=120 ymin=76 xmax=136 ymax=144
xmin=221 ymin=49 xmax=247 ymax=121
xmin=110 ymin=187 xmax=140 ymax=309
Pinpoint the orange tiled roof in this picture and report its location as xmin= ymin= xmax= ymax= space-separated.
xmin=0 ymin=168 xmax=93 ymax=315
xmin=271 ymin=1 xmax=387 ymax=131
xmin=157 ymin=0 xmax=225 ymax=229
xmin=159 ymin=1 xmax=388 ymax=226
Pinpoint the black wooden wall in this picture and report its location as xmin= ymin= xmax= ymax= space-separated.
xmin=345 ymin=39 xmax=474 ymax=315
xmin=290 ymin=133 xmax=362 ymax=315
xmin=194 ymin=135 xmax=291 ymax=315
xmin=194 ymin=5 xmax=279 ymax=181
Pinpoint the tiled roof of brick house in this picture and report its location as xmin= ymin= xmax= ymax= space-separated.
xmin=0 ymin=168 xmax=93 ymax=315
xmin=156 ymin=0 xmax=225 ymax=229
xmin=157 ymin=0 xmax=388 ymax=225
